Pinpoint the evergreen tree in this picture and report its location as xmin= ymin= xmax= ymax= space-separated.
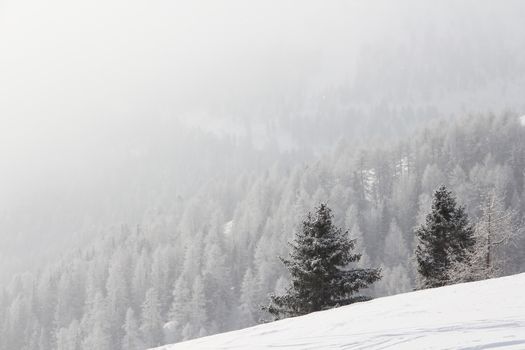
xmin=415 ymin=185 xmax=475 ymax=288
xmin=201 ymin=231 xmax=232 ymax=333
xmin=239 ymin=268 xmax=258 ymax=327
xmin=150 ymin=249 xmax=171 ymax=314
xmin=105 ymin=250 xmax=131 ymax=348
xmin=166 ymin=276 xmax=191 ymax=342
xmin=384 ymin=219 xmax=409 ymax=267
xmin=131 ymin=251 xmax=150 ymax=309
xmin=55 ymin=327 xmax=68 ymax=350
xmin=121 ymin=308 xmax=144 ymax=350
xmin=140 ymin=288 xmax=163 ymax=348
xmin=38 ymin=327 xmax=51 ymax=350
xmin=264 ymin=203 xmax=381 ymax=320
xmin=56 ymin=320 xmax=80 ymax=350
xmin=374 ymin=264 xmax=411 ymax=296
xmin=82 ymin=292 xmax=111 ymax=350
xmin=188 ymin=276 xmax=207 ymax=338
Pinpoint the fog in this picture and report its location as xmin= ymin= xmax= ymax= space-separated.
xmin=2 ymin=2 xmax=525 ymax=349
xmin=1 ymin=0 xmax=525 ymax=282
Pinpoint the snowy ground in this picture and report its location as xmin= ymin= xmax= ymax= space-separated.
xmin=154 ymin=273 xmax=525 ymax=349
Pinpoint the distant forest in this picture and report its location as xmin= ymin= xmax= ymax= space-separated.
xmin=1 ymin=112 xmax=523 ymax=349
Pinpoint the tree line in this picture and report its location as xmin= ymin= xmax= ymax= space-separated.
xmin=0 ymin=113 xmax=523 ymax=349
xmin=265 ymin=182 xmax=520 ymax=319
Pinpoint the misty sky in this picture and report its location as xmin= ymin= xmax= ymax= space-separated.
xmin=2 ymin=1 xmax=524 ymax=176
xmin=2 ymin=1 xmax=523 ymax=187
xmin=0 ymin=0 xmax=357 ymax=195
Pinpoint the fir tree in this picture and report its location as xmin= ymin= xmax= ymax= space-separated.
xmin=140 ymin=288 xmax=164 ymax=348
xmin=415 ymin=185 xmax=475 ymax=288
xmin=189 ymin=276 xmax=207 ymax=337
xmin=239 ymin=268 xmax=258 ymax=326
xmin=121 ymin=308 xmax=144 ymax=350
xmin=264 ymin=203 xmax=381 ymax=320
xmin=167 ymin=276 xmax=191 ymax=342
xmin=82 ymin=292 xmax=111 ymax=350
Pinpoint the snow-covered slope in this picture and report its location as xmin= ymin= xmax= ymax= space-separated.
xmin=154 ymin=273 xmax=525 ymax=350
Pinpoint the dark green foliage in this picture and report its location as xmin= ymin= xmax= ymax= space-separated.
xmin=265 ymin=204 xmax=381 ymax=319
xmin=415 ymin=185 xmax=475 ymax=288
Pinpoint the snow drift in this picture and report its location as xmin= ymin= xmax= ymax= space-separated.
xmin=154 ymin=273 xmax=525 ymax=349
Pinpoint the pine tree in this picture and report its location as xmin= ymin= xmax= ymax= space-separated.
xmin=415 ymin=185 xmax=475 ymax=288
xmin=131 ymin=251 xmax=150 ymax=309
xmin=166 ymin=276 xmax=191 ymax=343
xmin=140 ymin=288 xmax=163 ymax=348
xmin=239 ymin=268 xmax=258 ymax=327
xmin=82 ymin=292 xmax=111 ymax=350
xmin=188 ymin=276 xmax=207 ymax=338
xmin=56 ymin=320 xmax=80 ymax=350
xmin=54 ymin=273 xmax=74 ymax=331
xmin=201 ymin=231 xmax=232 ymax=333
xmin=38 ymin=326 xmax=51 ymax=350
xmin=121 ymin=308 xmax=144 ymax=350
xmin=374 ymin=264 xmax=411 ymax=295
xmin=384 ymin=219 xmax=409 ymax=267
xmin=105 ymin=250 xmax=131 ymax=348
xmin=264 ymin=203 xmax=381 ymax=320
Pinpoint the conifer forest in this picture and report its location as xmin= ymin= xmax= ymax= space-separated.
xmin=1 ymin=1 xmax=525 ymax=349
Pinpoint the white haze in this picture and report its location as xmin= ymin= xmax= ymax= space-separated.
xmin=1 ymin=0 xmax=525 ymax=280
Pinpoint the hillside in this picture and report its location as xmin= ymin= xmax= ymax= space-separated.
xmin=154 ymin=273 xmax=525 ymax=350
xmin=0 ymin=114 xmax=523 ymax=350
xmin=3 ymin=1 xmax=525 ymax=349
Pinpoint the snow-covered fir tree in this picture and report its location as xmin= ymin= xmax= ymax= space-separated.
xmin=265 ymin=203 xmax=381 ymax=319
xmin=121 ymin=308 xmax=144 ymax=350
xmin=140 ymin=288 xmax=163 ymax=348
xmin=415 ymin=185 xmax=475 ymax=288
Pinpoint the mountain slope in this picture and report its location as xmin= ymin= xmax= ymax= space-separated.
xmin=154 ymin=273 xmax=525 ymax=350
